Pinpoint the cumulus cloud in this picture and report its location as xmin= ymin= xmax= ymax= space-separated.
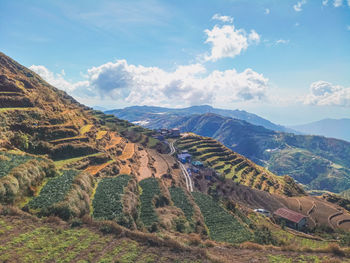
xmin=304 ymin=81 xmax=350 ymax=107
xmin=212 ymin=14 xmax=233 ymax=23
xmin=293 ymin=0 xmax=307 ymax=11
xmin=265 ymin=8 xmax=270 ymax=14
xmin=31 ymin=60 xmax=269 ymax=107
xmin=322 ymin=0 xmax=329 ymax=5
xmin=204 ymin=24 xmax=260 ymax=62
xmin=333 ymin=0 xmax=343 ymax=7
xmin=29 ymin=65 xmax=85 ymax=92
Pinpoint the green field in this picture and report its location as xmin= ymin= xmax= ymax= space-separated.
xmin=92 ymin=174 xmax=131 ymax=220
xmin=139 ymin=178 xmax=161 ymax=227
xmin=0 ymin=152 xmax=39 ymax=178
xmin=192 ymin=192 xmax=252 ymax=244
xmin=28 ymin=170 xmax=78 ymax=209
xmin=169 ymin=187 xmax=194 ymax=222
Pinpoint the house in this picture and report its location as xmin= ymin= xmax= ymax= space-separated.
xmin=192 ymin=160 xmax=203 ymax=167
xmin=177 ymin=153 xmax=192 ymax=163
xmin=273 ymin=208 xmax=307 ymax=230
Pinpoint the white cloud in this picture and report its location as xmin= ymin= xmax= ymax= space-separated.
xmin=304 ymin=81 xmax=350 ymax=107
xmin=29 ymin=65 xmax=79 ymax=92
xmin=212 ymin=14 xmax=233 ymax=23
xmin=333 ymin=0 xmax=343 ymax=7
xmin=203 ymin=24 xmax=260 ymax=61
xmin=276 ymin=39 xmax=290 ymax=45
xmin=322 ymin=0 xmax=329 ymax=5
xmin=264 ymin=8 xmax=270 ymax=15
xmin=30 ymin=60 xmax=269 ymax=107
xmin=347 ymin=25 xmax=350 ymax=30
xmin=293 ymin=0 xmax=307 ymax=11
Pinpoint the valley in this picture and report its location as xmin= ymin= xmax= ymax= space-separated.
xmin=1 ymin=52 xmax=350 ymax=262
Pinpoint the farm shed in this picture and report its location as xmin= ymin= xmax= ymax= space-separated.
xmin=192 ymin=160 xmax=203 ymax=167
xmin=273 ymin=208 xmax=307 ymax=230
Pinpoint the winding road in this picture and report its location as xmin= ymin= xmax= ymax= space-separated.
xmin=169 ymin=139 xmax=193 ymax=192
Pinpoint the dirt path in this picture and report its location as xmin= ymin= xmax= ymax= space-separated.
xmin=137 ymin=150 xmax=153 ymax=181
xmin=146 ymin=149 xmax=169 ymax=178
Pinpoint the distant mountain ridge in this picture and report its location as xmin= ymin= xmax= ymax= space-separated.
xmin=291 ymin=118 xmax=350 ymax=142
xmin=105 ymin=105 xmax=298 ymax=133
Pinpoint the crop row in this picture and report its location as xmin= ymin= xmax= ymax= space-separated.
xmin=139 ymin=178 xmax=161 ymax=227
xmin=28 ymin=170 xmax=79 ymax=209
xmin=192 ymin=192 xmax=251 ymax=244
xmin=92 ymin=174 xmax=131 ymax=220
xmin=169 ymin=187 xmax=194 ymax=222
xmin=0 ymin=152 xmax=38 ymax=178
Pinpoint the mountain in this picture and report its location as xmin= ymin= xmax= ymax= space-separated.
xmin=291 ymin=118 xmax=350 ymax=142
xmin=3 ymin=52 xmax=350 ymax=261
xmin=105 ymin=105 xmax=298 ymax=133
xmin=119 ymin=111 xmax=350 ymax=193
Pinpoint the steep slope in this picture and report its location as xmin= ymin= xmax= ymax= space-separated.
xmin=291 ymin=118 xmax=350 ymax=142
xmin=105 ymin=105 xmax=297 ymax=133
xmin=150 ymin=113 xmax=350 ymax=193
xmin=176 ymin=134 xmax=305 ymax=197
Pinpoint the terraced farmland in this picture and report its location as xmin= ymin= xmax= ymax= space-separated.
xmin=177 ymin=135 xmax=304 ymax=196
xmin=0 ymin=215 xmax=205 ymax=263
xmin=28 ymin=170 xmax=79 ymax=210
xmin=192 ymin=192 xmax=251 ymax=244
xmin=139 ymin=178 xmax=161 ymax=227
xmin=169 ymin=187 xmax=194 ymax=222
xmin=92 ymin=174 xmax=131 ymax=220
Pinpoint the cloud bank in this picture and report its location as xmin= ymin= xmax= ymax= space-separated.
xmin=304 ymin=81 xmax=350 ymax=107
xmin=30 ymin=61 xmax=269 ymax=107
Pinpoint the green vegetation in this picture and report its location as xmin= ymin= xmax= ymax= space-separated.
xmin=139 ymin=178 xmax=161 ymax=228
xmin=177 ymin=135 xmax=304 ymax=196
xmin=169 ymin=187 xmax=194 ymax=222
xmin=0 ymin=152 xmax=37 ymax=178
xmin=92 ymin=174 xmax=131 ymax=220
xmin=192 ymin=191 xmax=252 ymax=244
xmin=28 ymin=170 xmax=78 ymax=209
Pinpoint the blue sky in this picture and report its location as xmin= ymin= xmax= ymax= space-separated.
xmin=0 ymin=0 xmax=349 ymax=125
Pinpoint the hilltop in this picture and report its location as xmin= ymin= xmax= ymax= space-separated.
xmin=2 ymin=52 xmax=350 ymax=262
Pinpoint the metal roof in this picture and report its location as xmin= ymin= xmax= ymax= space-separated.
xmin=273 ymin=208 xmax=306 ymax=223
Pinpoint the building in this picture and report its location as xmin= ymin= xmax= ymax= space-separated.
xmin=170 ymin=128 xmax=180 ymax=137
xmin=273 ymin=208 xmax=307 ymax=231
xmin=177 ymin=153 xmax=191 ymax=163
xmin=192 ymin=160 xmax=203 ymax=167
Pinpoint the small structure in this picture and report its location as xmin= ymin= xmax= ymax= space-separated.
xmin=170 ymin=128 xmax=180 ymax=137
xmin=254 ymin=208 xmax=271 ymax=217
xmin=273 ymin=208 xmax=307 ymax=230
xmin=192 ymin=160 xmax=203 ymax=167
xmin=178 ymin=153 xmax=191 ymax=164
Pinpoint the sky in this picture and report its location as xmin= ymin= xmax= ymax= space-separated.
xmin=0 ymin=0 xmax=349 ymax=126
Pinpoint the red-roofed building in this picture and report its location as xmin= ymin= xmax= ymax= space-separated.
xmin=273 ymin=208 xmax=307 ymax=230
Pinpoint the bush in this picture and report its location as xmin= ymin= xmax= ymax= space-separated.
xmin=253 ymin=226 xmax=277 ymax=245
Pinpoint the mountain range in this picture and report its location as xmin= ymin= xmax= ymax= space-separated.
xmin=291 ymin=118 xmax=350 ymax=142
xmin=106 ymin=105 xmax=298 ymax=134
xmin=108 ymin=106 xmax=350 ymax=193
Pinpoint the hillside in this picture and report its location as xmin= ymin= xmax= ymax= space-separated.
xmin=176 ymin=134 xmax=305 ymax=197
xmin=105 ymin=105 xmax=297 ymax=133
xmin=291 ymin=118 xmax=350 ymax=143
xmin=2 ymin=52 xmax=350 ymax=262
xmin=127 ymin=112 xmax=350 ymax=194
